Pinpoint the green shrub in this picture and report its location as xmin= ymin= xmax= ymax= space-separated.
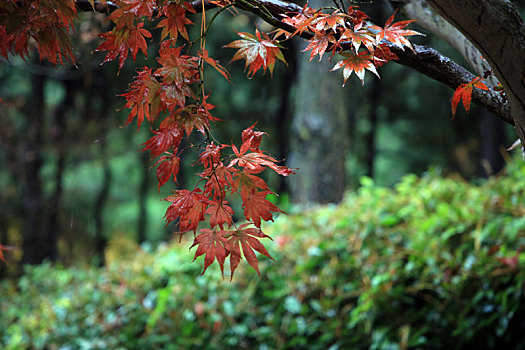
xmin=2 ymin=161 xmax=525 ymax=349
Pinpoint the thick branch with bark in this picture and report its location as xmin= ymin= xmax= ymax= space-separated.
xmin=73 ymin=0 xmax=514 ymax=125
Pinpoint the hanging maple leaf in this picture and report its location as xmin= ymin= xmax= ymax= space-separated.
xmin=190 ymin=228 xmax=228 ymax=275
xmin=229 ymin=141 xmax=295 ymax=176
xmin=241 ymin=123 xmax=267 ymax=151
xmin=231 ymin=168 xmax=270 ymax=198
xmin=96 ymin=22 xmax=152 ymax=72
xmin=303 ymin=32 xmax=334 ymax=61
xmin=165 ymin=189 xmax=208 ymax=234
xmin=225 ymin=29 xmax=286 ymax=77
xmin=241 ymin=190 xmax=284 ymax=228
xmin=224 ymin=223 xmax=274 ymax=278
xmin=369 ymin=11 xmax=423 ymax=51
xmin=451 ymin=76 xmax=488 ymax=118
xmin=331 ymin=51 xmax=380 ymax=86
xmin=155 ymin=153 xmax=180 ymax=189
xmin=122 ymin=69 xmax=162 ymax=127
xmin=199 ymin=49 xmax=232 ymax=82
xmin=199 ymin=143 xmax=224 ymax=168
xmin=157 ymin=2 xmax=195 ymax=41
xmin=206 ymin=201 xmax=234 ymax=229
xmin=200 ymin=162 xmax=233 ymax=200
xmin=142 ymin=127 xmax=182 ymax=158
xmin=122 ymin=67 xmax=162 ymax=128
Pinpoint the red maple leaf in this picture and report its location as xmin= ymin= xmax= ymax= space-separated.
xmin=96 ymin=22 xmax=152 ymax=72
xmin=121 ymin=68 xmax=161 ymax=128
xmin=190 ymin=228 xmax=228 ymax=275
xmin=229 ymin=134 xmax=295 ymax=176
xmin=200 ymin=162 xmax=233 ymax=200
xmin=331 ymin=51 xmax=380 ymax=86
xmin=225 ymin=29 xmax=286 ymax=77
xmin=199 ymin=143 xmax=224 ymax=168
xmin=206 ymin=201 xmax=234 ymax=229
xmin=451 ymin=76 xmax=488 ymax=118
xmin=142 ymin=127 xmax=182 ymax=158
xmin=232 ymin=169 xmax=270 ymax=198
xmin=241 ymin=123 xmax=267 ymax=151
xmin=157 ymin=3 xmax=195 ymax=41
xmin=165 ymin=189 xmax=208 ymax=234
xmin=155 ymin=153 xmax=180 ymax=189
xmin=241 ymin=190 xmax=284 ymax=228
xmin=224 ymin=223 xmax=274 ymax=278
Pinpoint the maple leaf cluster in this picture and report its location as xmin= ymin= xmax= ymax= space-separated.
xmin=0 ymin=0 xmax=77 ymax=64
xmin=0 ymin=0 xmax=425 ymax=276
xmin=275 ymin=6 xmax=422 ymax=85
xmin=89 ymin=0 xmax=296 ymax=277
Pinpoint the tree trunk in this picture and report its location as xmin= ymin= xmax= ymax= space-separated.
xmin=287 ymin=4 xmax=349 ymax=204
xmin=94 ymin=139 xmax=111 ymax=266
xmin=21 ymin=63 xmax=48 ymax=265
xmin=138 ymin=151 xmax=149 ymax=244
xmin=43 ymin=79 xmax=74 ymax=262
xmin=480 ymin=111 xmax=507 ymax=176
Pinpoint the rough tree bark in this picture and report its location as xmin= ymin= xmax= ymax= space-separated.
xmin=287 ymin=29 xmax=349 ymax=204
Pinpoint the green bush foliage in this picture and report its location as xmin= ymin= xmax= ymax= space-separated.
xmin=2 ymin=161 xmax=525 ymax=349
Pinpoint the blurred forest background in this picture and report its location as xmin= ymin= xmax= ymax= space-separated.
xmin=0 ymin=1 xmax=517 ymax=275
xmin=3 ymin=1 xmax=525 ymax=348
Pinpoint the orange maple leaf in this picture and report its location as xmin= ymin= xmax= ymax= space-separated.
xmin=331 ymin=51 xmax=380 ymax=86
xmin=0 ymin=244 xmax=13 ymax=263
xmin=303 ymin=32 xmax=334 ymax=61
xmin=370 ymin=11 xmax=423 ymax=51
xmin=225 ymin=29 xmax=286 ymax=77
xmin=451 ymin=76 xmax=488 ymax=118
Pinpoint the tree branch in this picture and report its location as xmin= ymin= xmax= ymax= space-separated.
xmin=72 ymin=0 xmax=513 ymax=125
xmin=75 ymin=0 xmax=118 ymax=13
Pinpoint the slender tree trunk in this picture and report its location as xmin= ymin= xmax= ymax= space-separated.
xmin=94 ymin=142 xmax=110 ymax=266
xmin=138 ymin=151 xmax=149 ymax=244
xmin=286 ymin=8 xmax=349 ymax=204
xmin=43 ymin=79 xmax=74 ymax=262
xmin=21 ymin=64 xmax=48 ymax=265
xmin=365 ymin=80 xmax=381 ymax=178
xmin=480 ymin=111 xmax=507 ymax=176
